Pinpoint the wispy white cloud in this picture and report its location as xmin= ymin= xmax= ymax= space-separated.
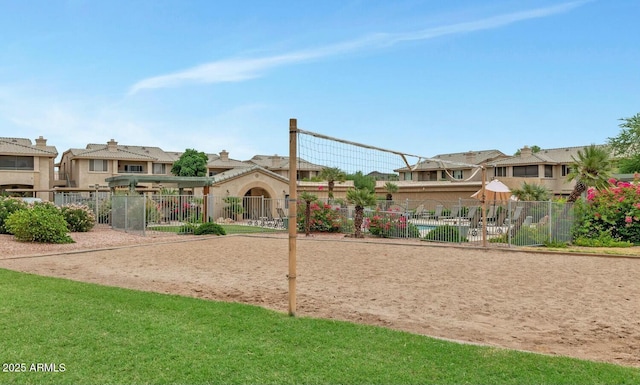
xmin=129 ymin=1 xmax=590 ymax=94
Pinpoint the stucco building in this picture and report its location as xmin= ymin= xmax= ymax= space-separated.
xmin=0 ymin=136 xmax=58 ymax=200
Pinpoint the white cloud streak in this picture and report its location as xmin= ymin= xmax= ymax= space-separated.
xmin=129 ymin=1 xmax=590 ymax=94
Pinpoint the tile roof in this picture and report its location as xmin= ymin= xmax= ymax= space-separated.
xmin=210 ymin=165 xmax=288 ymax=185
xmin=246 ymin=155 xmax=324 ymax=171
xmin=207 ymin=153 xmax=249 ymax=168
xmin=397 ymin=149 xmax=506 ymax=171
xmin=488 ymin=145 xmax=609 ymax=166
xmin=0 ymin=137 xmax=57 ymax=157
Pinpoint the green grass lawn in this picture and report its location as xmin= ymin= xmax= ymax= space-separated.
xmin=147 ymin=223 xmax=284 ymax=235
xmin=1 ymin=268 xmax=638 ymax=385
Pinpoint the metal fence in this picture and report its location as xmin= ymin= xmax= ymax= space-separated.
xmin=106 ymin=194 xmax=289 ymax=235
xmin=297 ymin=198 xmax=575 ymax=247
xmin=54 ymin=191 xmax=111 ymax=224
xmin=53 ymin=192 xmax=574 ymax=246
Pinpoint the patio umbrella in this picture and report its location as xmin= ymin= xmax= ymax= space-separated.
xmin=471 ymin=179 xmax=512 ymax=202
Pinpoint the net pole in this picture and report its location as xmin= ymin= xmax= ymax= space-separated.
xmin=288 ymin=118 xmax=298 ymax=316
xmin=481 ymin=166 xmax=488 ymax=247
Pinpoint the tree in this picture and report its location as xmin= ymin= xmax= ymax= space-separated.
xmin=299 ymin=191 xmax=317 ymax=236
xmin=319 ymin=167 xmax=346 ymax=200
xmin=171 ymin=149 xmax=208 ymax=177
xmin=608 ymin=113 xmax=640 ymax=173
xmin=566 ymin=145 xmax=612 ymax=202
xmin=346 ymin=188 xmax=376 ymax=238
xmin=384 ymin=182 xmax=398 ymax=201
xmin=510 ymin=182 xmax=551 ymax=201
xmin=347 ymin=171 xmax=375 ymax=193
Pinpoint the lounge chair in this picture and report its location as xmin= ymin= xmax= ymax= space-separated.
xmin=505 ymin=206 xmax=524 ymax=225
xmin=469 ymin=207 xmax=481 ymax=236
xmin=449 ymin=205 xmax=462 ymax=219
xmin=276 ymin=208 xmax=287 ymax=228
xmin=486 ymin=205 xmax=497 ymax=223
xmin=414 ymin=204 xmax=427 ymax=219
xmin=425 ymin=204 xmax=444 ymax=220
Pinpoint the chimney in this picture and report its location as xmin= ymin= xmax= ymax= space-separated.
xmin=107 ymin=139 xmax=118 ymax=152
xmin=271 ymin=154 xmax=279 ymax=167
xmin=220 ymin=150 xmax=229 ymax=161
xmin=35 ymin=136 xmax=47 ymax=147
xmin=520 ymin=146 xmax=532 ymax=158
xmin=464 ymin=151 xmax=475 ymax=164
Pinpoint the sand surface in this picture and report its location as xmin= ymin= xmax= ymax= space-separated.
xmin=1 ymin=229 xmax=639 ymax=368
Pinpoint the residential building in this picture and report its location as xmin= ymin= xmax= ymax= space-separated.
xmin=487 ymin=145 xmax=608 ymax=196
xmin=395 ymin=150 xmax=507 ymax=182
xmin=0 ymin=136 xmax=58 ymax=200
xmin=58 ymin=139 xmax=179 ymax=190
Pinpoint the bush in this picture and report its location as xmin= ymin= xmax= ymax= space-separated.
xmin=511 ymin=226 xmax=548 ymax=246
xmin=573 ymin=231 xmax=633 ymax=248
xmin=61 ymin=204 xmax=96 ymax=232
xmin=423 ymin=225 xmax=467 ymax=243
xmin=193 ymin=222 xmax=226 ymax=236
xmin=365 ymin=209 xmax=420 ymax=238
xmin=0 ymin=197 xmax=29 ymax=234
xmin=178 ymin=223 xmax=198 ymax=234
xmin=297 ymin=201 xmax=343 ymax=233
xmin=6 ymin=202 xmax=74 ymax=244
xmin=573 ymin=178 xmax=640 ymax=244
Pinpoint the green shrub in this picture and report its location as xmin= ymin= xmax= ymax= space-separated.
xmin=193 ymin=222 xmax=226 ymax=236
xmin=61 ymin=204 xmax=96 ymax=232
xmin=511 ymin=226 xmax=548 ymax=246
xmin=423 ymin=225 xmax=467 ymax=242
xmin=573 ymin=231 xmax=633 ymax=248
xmin=543 ymin=239 xmax=569 ymax=248
xmin=178 ymin=223 xmax=197 ymax=234
xmin=0 ymin=197 xmax=29 ymax=234
xmin=6 ymin=203 xmax=74 ymax=244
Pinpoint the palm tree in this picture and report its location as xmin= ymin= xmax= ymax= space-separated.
xmin=384 ymin=182 xmax=399 ymax=201
xmin=319 ymin=167 xmax=346 ymax=201
xmin=299 ymin=191 xmax=317 ymax=236
xmin=511 ymin=182 xmax=551 ymax=201
xmin=566 ymin=145 xmax=612 ymax=202
xmin=346 ymin=188 xmax=377 ymax=238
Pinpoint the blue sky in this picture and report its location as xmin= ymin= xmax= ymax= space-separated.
xmin=1 ymin=0 xmax=638 ymax=162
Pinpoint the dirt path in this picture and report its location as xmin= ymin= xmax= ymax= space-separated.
xmin=1 ymin=232 xmax=639 ymax=368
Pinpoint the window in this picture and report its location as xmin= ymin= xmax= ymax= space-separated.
xmin=403 ymin=172 xmax=412 ymax=181
xmin=152 ymin=163 xmax=166 ymax=174
xmin=494 ymin=167 xmax=506 ymax=177
xmin=89 ymin=159 xmax=108 ymax=172
xmin=124 ymin=164 xmax=143 ymax=173
xmin=512 ymin=165 xmax=539 ymax=178
xmin=561 ymin=164 xmax=571 ymax=176
xmin=441 ymin=170 xmax=463 ymax=180
xmin=209 ymin=171 xmax=217 ymax=177
xmin=0 ymin=156 xmax=34 ymax=170
xmin=544 ymin=165 xmax=553 ymax=178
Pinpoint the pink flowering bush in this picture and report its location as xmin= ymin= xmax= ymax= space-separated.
xmin=61 ymin=204 xmax=96 ymax=232
xmin=574 ymin=176 xmax=640 ymax=244
xmin=296 ymin=201 xmax=343 ymax=232
xmin=364 ymin=208 xmax=420 ymax=238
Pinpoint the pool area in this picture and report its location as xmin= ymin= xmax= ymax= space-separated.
xmin=414 ymin=222 xmax=473 ymax=238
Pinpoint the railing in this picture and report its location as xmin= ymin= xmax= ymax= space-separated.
xmin=52 ymin=192 xmax=575 ymax=245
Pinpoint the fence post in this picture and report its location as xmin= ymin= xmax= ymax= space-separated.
xmin=124 ymin=196 xmax=128 ymax=233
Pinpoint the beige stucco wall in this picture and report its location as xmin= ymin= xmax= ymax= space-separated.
xmin=0 ymin=155 xmax=55 ymax=200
